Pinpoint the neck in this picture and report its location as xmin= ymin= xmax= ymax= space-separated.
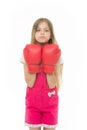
xmin=39 ymin=42 xmax=48 ymax=46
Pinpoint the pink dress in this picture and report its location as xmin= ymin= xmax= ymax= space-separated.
xmin=25 ymin=71 xmax=59 ymax=128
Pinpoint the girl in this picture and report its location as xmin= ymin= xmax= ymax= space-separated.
xmin=20 ymin=18 xmax=63 ymax=130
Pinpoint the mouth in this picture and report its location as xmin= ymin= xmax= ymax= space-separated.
xmin=39 ymin=36 xmax=45 ymax=38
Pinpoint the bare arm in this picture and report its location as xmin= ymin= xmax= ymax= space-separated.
xmin=23 ymin=64 xmax=30 ymax=85
xmin=23 ymin=64 xmax=36 ymax=87
xmin=56 ymin=63 xmax=63 ymax=90
xmin=59 ymin=64 xmax=63 ymax=81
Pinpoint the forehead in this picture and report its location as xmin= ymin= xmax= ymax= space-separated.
xmin=37 ymin=22 xmax=49 ymax=28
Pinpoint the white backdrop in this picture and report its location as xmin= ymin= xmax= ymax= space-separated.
xmin=0 ymin=0 xmax=87 ymax=130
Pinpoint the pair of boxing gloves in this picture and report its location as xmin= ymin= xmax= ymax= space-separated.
xmin=23 ymin=43 xmax=61 ymax=73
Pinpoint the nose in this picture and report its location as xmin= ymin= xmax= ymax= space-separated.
xmin=40 ymin=30 xmax=45 ymax=35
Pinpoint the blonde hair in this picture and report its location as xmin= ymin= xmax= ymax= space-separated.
xmin=30 ymin=18 xmax=61 ymax=90
xmin=31 ymin=18 xmax=57 ymax=44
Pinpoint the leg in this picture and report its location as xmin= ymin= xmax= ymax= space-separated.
xmin=44 ymin=128 xmax=56 ymax=130
xmin=29 ymin=127 xmax=41 ymax=130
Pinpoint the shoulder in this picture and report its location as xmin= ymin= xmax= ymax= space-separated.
xmin=20 ymin=53 xmax=26 ymax=64
xmin=58 ymin=55 xmax=64 ymax=64
xmin=19 ymin=43 xmax=31 ymax=64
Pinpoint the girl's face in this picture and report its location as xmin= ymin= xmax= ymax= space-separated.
xmin=35 ymin=22 xmax=51 ymax=44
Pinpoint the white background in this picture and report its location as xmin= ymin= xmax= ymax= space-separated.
xmin=0 ymin=0 xmax=87 ymax=130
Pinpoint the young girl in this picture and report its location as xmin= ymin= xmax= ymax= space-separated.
xmin=20 ymin=18 xmax=63 ymax=130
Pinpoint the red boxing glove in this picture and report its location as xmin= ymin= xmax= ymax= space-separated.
xmin=42 ymin=44 xmax=61 ymax=73
xmin=23 ymin=44 xmax=42 ymax=73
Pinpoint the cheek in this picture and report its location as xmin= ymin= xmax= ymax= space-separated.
xmin=35 ymin=33 xmax=38 ymax=39
xmin=47 ymin=33 xmax=51 ymax=39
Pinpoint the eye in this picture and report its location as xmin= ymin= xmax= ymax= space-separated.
xmin=45 ymin=29 xmax=49 ymax=32
xmin=36 ymin=29 xmax=40 ymax=32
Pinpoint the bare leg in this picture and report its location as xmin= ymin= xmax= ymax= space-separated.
xmin=29 ymin=127 xmax=41 ymax=130
xmin=44 ymin=128 xmax=56 ymax=130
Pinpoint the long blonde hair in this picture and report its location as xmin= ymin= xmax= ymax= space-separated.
xmin=31 ymin=18 xmax=57 ymax=44
xmin=30 ymin=18 xmax=61 ymax=90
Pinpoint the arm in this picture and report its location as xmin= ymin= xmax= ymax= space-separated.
xmin=23 ymin=64 xmax=36 ymax=88
xmin=59 ymin=64 xmax=63 ymax=81
xmin=23 ymin=64 xmax=30 ymax=85
xmin=55 ymin=63 xmax=63 ymax=90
